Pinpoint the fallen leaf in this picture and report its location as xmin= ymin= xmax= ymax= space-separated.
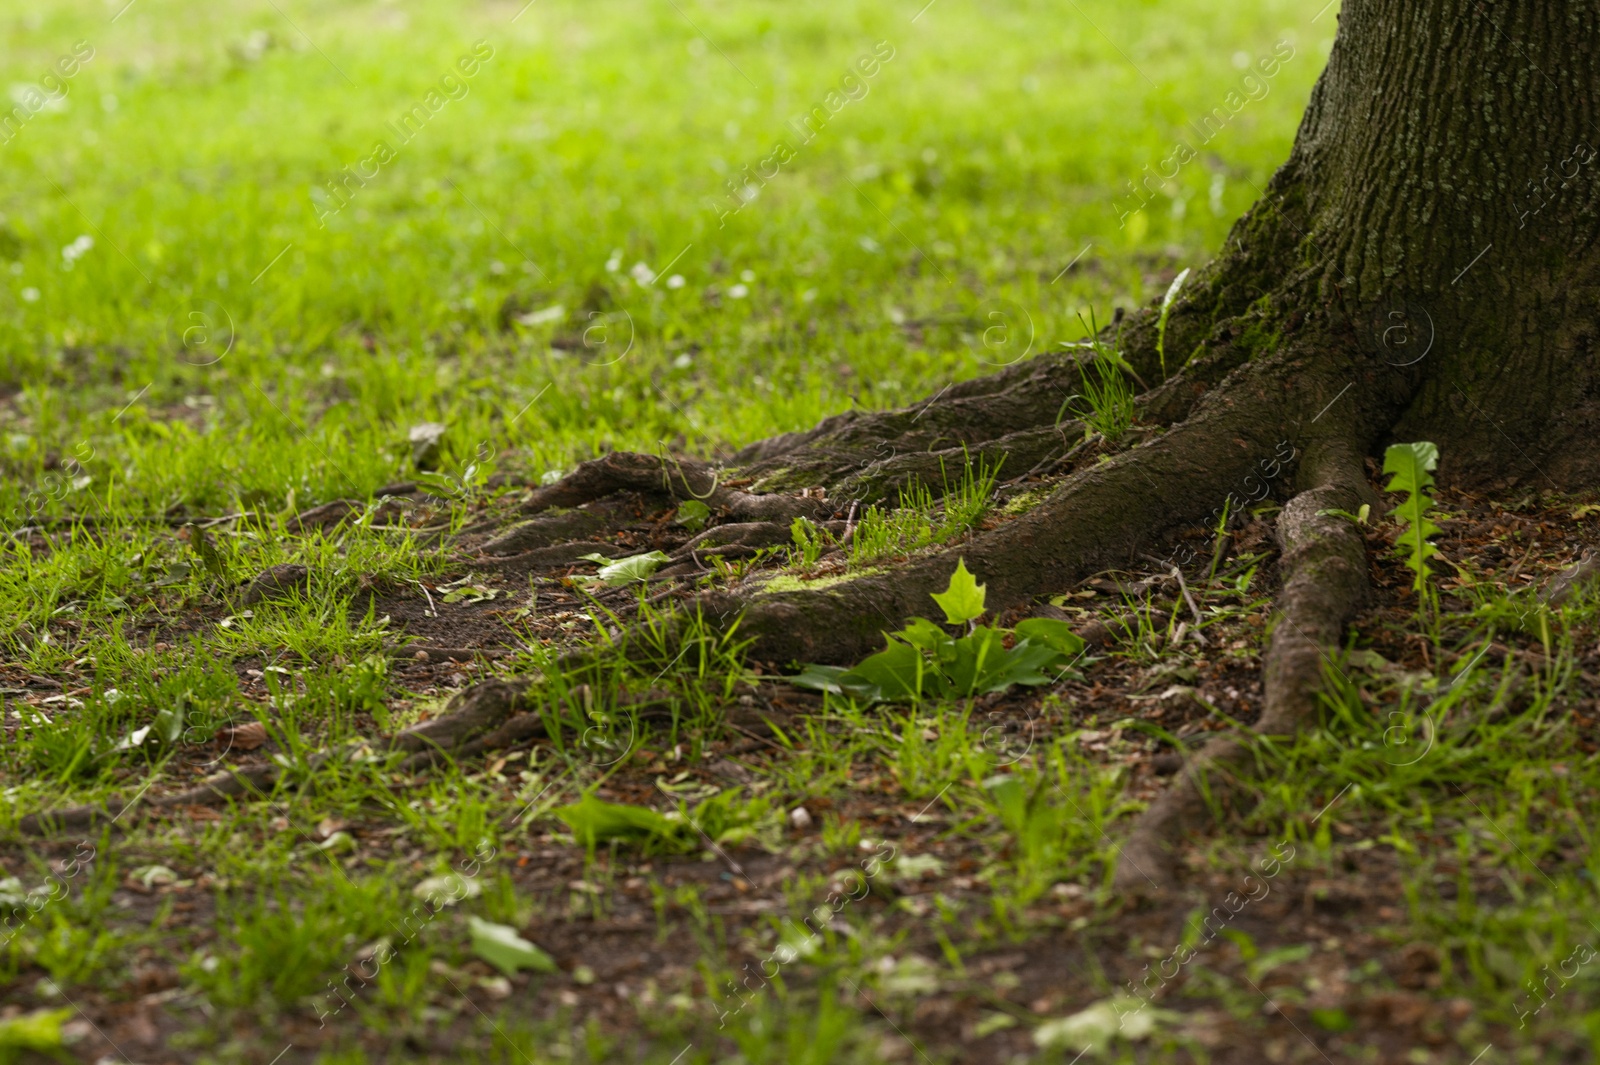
xmin=218 ymin=722 xmax=268 ymax=751
xmin=468 ymin=916 xmax=557 ymax=977
xmin=317 ymin=831 xmax=357 ymax=854
xmin=1034 ymin=995 xmax=1176 ymax=1054
xmin=516 ymin=303 xmax=566 ymax=326
xmin=129 ymin=865 xmax=180 ymax=889
xmin=413 ymin=872 xmax=482 ymax=906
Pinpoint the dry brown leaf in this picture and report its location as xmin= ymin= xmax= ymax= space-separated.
xmin=218 ymin=721 xmax=268 ymax=751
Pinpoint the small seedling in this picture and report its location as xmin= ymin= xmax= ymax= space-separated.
xmin=789 ymin=559 xmax=1086 ymax=702
xmin=789 ymin=517 xmax=828 ymax=567
xmin=1383 ymin=441 xmax=1441 ymax=606
xmin=1317 ymin=503 xmax=1371 ymax=526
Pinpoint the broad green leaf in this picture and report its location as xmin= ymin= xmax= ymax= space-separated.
xmin=468 ymin=916 xmax=558 ymax=977
xmin=1012 ymin=617 xmax=1086 ymax=658
xmin=152 ymin=702 xmax=186 ymax=746
xmin=579 ymin=550 xmax=673 ymax=586
xmin=946 ymin=625 xmax=1009 ymax=694
xmin=441 ymin=584 xmax=500 ymax=603
xmin=675 ymin=499 xmax=711 ymax=531
xmin=971 ymin=638 xmax=1066 ymax=692
xmin=554 ymin=794 xmax=683 ymax=850
xmin=0 ymin=877 xmax=29 ymax=909
xmin=844 ymin=638 xmax=940 ymax=701
xmin=898 ymin=617 xmax=957 ymax=661
xmin=786 ymin=664 xmax=854 ymax=695
xmin=413 ymin=872 xmax=482 ymax=906
xmin=1033 ymin=995 xmax=1176 ymax=1052
xmin=930 ymin=558 xmax=986 ymax=625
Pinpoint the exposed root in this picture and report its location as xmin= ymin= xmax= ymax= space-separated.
xmin=1113 ymin=447 xmax=1372 ymax=894
xmin=701 ymin=348 xmax=1364 ymax=666
xmin=677 ymin=521 xmax=838 ymax=555
xmin=14 ymin=297 xmax=1398 ymax=863
xmin=730 ymin=351 xmax=1087 ymax=477
xmin=828 ymin=425 xmax=1072 ymax=503
xmin=480 ymin=506 xmax=617 ymax=556
xmin=521 ymin=451 xmax=832 ymax=525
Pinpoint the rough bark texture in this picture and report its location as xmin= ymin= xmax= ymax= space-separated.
xmin=1257 ymin=0 xmax=1600 ymax=487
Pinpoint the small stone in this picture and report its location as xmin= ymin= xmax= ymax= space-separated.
xmin=789 ymin=806 xmax=813 ymax=830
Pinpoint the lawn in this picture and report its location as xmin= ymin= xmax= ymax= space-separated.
xmin=3 ymin=1 xmax=1599 ymax=1062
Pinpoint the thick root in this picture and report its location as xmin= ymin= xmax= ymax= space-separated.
xmin=703 ymin=348 xmax=1359 ymax=665
xmin=1112 ymin=447 xmax=1371 ymax=893
xmin=520 ymin=451 xmax=833 ymax=524
xmin=829 ymin=425 xmax=1073 ymax=503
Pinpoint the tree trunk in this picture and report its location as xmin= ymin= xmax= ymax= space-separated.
xmin=1184 ymin=0 xmax=1600 ymax=489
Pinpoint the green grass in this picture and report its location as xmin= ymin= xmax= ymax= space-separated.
xmin=17 ymin=2 xmax=1600 ymax=1064
xmin=2 ymin=0 xmax=1324 ymax=518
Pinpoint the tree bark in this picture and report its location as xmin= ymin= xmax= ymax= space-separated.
xmin=1213 ymin=0 xmax=1600 ymax=488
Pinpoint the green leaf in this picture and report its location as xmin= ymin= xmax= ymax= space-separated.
xmin=0 ymin=1008 xmax=74 ymax=1055
xmin=1034 ymin=995 xmax=1178 ymax=1051
xmin=579 ymin=550 xmax=673 ymax=586
xmin=468 ymin=916 xmax=558 ymax=978
xmin=930 ymin=558 xmax=986 ymax=625
xmin=0 ymin=877 xmax=30 ymax=910
xmin=1012 ymin=617 xmax=1086 ymax=658
xmin=897 ymin=616 xmax=957 ymax=661
xmin=1382 ymin=441 xmax=1438 ymax=495
xmin=786 ymin=664 xmax=854 ymax=695
xmin=973 ymin=637 xmax=1067 ymax=693
xmin=413 ymin=872 xmax=482 ymax=906
xmin=553 ymin=794 xmax=684 ymax=850
xmin=441 ymin=584 xmax=500 ymax=604
xmin=1309 ymin=1006 xmax=1353 ymax=1033
xmin=844 ymin=638 xmax=942 ymax=702
xmin=675 ymin=499 xmax=711 ymax=531
xmin=1383 ymin=442 xmax=1440 ymax=595
xmin=946 ymin=625 xmax=1009 ymax=694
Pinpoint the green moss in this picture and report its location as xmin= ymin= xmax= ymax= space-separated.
xmin=1234 ymin=302 xmax=1284 ymax=361
xmin=758 ymin=567 xmax=886 ymax=595
xmin=748 ymin=465 xmax=834 ymax=493
xmin=1000 ymin=487 xmax=1051 ymax=515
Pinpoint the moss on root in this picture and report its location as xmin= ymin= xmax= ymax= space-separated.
xmin=756 ymin=567 xmax=887 ymax=595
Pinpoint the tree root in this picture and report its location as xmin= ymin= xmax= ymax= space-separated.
xmin=701 ymin=348 xmax=1361 ymax=665
xmin=1112 ymin=446 xmax=1372 ymax=893
xmin=520 ymin=451 xmax=832 ymax=525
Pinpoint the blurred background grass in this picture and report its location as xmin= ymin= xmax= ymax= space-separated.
xmin=0 ymin=0 xmax=1331 ymax=517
